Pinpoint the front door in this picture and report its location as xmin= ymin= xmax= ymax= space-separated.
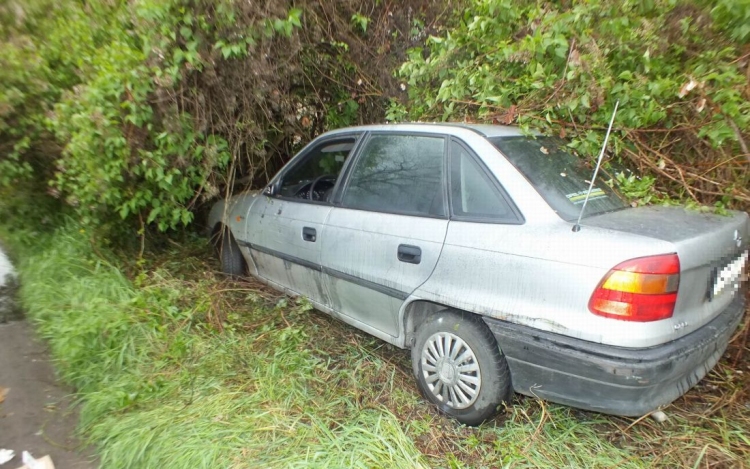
xmin=320 ymin=133 xmax=449 ymax=338
xmin=245 ymin=136 xmax=359 ymax=307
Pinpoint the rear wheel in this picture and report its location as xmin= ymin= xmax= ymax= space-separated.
xmin=217 ymin=228 xmax=247 ymax=277
xmin=412 ymin=310 xmax=511 ymax=425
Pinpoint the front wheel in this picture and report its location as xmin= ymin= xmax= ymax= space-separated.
xmin=412 ymin=310 xmax=511 ymax=425
xmin=217 ymin=229 xmax=247 ymax=277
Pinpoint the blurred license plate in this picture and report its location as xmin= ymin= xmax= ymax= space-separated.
xmin=711 ymin=250 xmax=748 ymax=299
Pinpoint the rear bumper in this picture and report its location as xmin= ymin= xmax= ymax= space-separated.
xmin=484 ymin=292 xmax=745 ymax=416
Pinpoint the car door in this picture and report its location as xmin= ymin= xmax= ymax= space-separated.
xmin=320 ymin=133 xmax=449 ymax=338
xmin=244 ymin=135 xmax=360 ymax=307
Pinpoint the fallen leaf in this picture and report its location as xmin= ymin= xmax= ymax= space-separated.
xmin=569 ymin=48 xmax=581 ymax=67
xmin=540 ymin=146 xmax=549 ymax=154
xmin=678 ymin=78 xmax=697 ymax=98
xmin=503 ymin=104 xmax=517 ymax=125
xmin=0 ymin=387 xmax=8 ymax=404
xmin=696 ymin=98 xmax=706 ymax=113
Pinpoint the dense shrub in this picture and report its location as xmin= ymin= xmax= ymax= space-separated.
xmin=0 ymin=0 xmax=449 ymax=232
xmin=394 ymin=0 xmax=750 ymax=210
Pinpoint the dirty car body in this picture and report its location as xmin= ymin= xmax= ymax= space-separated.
xmin=209 ymin=124 xmax=749 ymax=424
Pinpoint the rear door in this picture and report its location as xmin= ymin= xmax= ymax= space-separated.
xmin=245 ymin=136 xmax=359 ymax=307
xmin=320 ymin=133 xmax=449 ymax=338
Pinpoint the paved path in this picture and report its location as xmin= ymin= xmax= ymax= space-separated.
xmin=0 ymin=248 xmax=95 ymax=468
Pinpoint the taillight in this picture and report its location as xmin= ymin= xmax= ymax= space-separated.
xmin=589 ymin=254 xmax=680 ymax=322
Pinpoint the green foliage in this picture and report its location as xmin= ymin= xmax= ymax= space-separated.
xmin=269 ymin=7 xmax=303 ymax=37
xmin=0 ymin=1 xmax=118 ymax=184
xmin=4 ymin=214 xmax=749 ymax=467
xmin=8 ymin=220 xmax=429 ymax=468
xmin=39 ymin=0 xmax=310 ymax=231
xmin=351 ymin=13 xmax=371 ymax=34
xmin=709 ymin=0 xmax=750 ymax=43
xmin=385 ymin=99 xmax=409 ymax=122
xmin=396 ymin=0 xmax=750 ymax=209
xmin=0 ymin=0 xmax=237 ymax=231
xmin=612 ymin=172 xmax=658 ymax=205
xmin=1 ymin=0 xmax=433 ymax=235
xmin=0 ymin=1 xmax=314 ymax=233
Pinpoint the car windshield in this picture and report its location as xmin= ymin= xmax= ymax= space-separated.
xmin=488 ymin=136 xmax=627 ymax=221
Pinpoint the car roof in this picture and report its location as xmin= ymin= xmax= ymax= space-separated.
xmin=323 ymin=122 xmax=529 ymax=138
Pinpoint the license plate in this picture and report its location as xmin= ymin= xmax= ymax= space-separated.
xmin=711 ymin=250 xmax=748 ymax=299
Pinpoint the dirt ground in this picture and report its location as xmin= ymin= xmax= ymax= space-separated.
xmin=0 ymin=320 xmax=96 ymax=468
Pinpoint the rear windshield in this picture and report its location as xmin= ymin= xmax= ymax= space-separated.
xmin=488 ymin=136 xmax=627 ymax=221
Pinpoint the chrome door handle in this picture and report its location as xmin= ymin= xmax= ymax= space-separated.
xmin=397 ymin=244 xmax=421 ymax=264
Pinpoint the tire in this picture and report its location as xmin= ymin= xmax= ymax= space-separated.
xmin=412 ymin=310 xmax=511 ymax=425
xmin=218 ymin=229 xmax=247 ymax=277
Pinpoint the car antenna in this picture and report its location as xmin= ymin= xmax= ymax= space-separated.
xmin=572 ymin=100 xmax=619 ymax=233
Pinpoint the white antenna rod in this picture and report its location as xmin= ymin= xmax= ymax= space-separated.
xmin=572 ymin=100 xmax=620 ymax=233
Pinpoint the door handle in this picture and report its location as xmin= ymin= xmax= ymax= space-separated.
xmin=397 ymin=244 xmax=422 ymax=264
xmin=302 ymin=227 xmax=317 ymax=242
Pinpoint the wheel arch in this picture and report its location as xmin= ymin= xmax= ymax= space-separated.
xmin=402 ymin=299 xmax=504 ymax=351
xmin=402 ymin=299 xmax=461 ymax=349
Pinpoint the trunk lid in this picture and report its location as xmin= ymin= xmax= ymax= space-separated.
xmin=584 ymin=206 xmax=749 ymax=338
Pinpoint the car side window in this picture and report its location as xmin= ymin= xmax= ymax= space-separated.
xmin=449 ymin=140 xmax=515 ymax=221
xmin=277 ymin=138 xmax=356 ymax=202
xmin=341 ymin=134 xmax=446 ymax=217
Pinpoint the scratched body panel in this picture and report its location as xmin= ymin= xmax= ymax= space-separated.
xmin=247 ymin=195 xmax=332 ymax=306
xmin=321 ymin=208 xmax=448 ymax=337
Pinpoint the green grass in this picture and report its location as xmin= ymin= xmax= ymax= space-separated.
xmin=2 ymin=217 xmax=749 ymax=468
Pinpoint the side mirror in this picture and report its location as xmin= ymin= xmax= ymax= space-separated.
xmin=264 ymin=182 xmax=278 ymax=196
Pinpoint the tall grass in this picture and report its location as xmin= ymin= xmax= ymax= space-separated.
xmin=8 ymin=222 xmax=429 ymax=468
xmin=4 ymin=217 xmax=749 ymax=468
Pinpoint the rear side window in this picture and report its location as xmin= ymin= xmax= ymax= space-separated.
xmin=342 ymin=134 xmax=446 ymax=217
xmin=489 ymin=136 xmax=627 ymax=220
xmin=450 ymin=141 xmax=515 ymax=221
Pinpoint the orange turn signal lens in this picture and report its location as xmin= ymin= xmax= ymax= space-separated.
xmin=602 ymin=271 xmax=679 ymax=294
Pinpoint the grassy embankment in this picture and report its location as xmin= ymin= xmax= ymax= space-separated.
xmin=2 ymin=213 xmax=749 ymax=468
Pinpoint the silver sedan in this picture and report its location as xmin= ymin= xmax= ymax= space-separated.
xmin=209 ymin=124 xmax=749 ymax=425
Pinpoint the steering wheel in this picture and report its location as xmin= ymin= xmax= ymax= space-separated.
xmin=307 ymin=174 xmax=335 ymax=201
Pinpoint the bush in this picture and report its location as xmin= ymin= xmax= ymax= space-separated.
xmin=395 ymin=0 xmax=750 ymax=210
xmin=1 ymin=0 xmax=449 ymax=235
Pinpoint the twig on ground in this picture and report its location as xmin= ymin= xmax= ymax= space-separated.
xmin=622 ymin=412 xmax=654 ymax=433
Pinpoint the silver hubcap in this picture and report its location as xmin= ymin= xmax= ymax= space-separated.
xmin=421 ymin=331 xmax=481 ymax=409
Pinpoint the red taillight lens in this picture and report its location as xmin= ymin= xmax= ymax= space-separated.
xmin=589 ymin=254 xmax=680 ymax=322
